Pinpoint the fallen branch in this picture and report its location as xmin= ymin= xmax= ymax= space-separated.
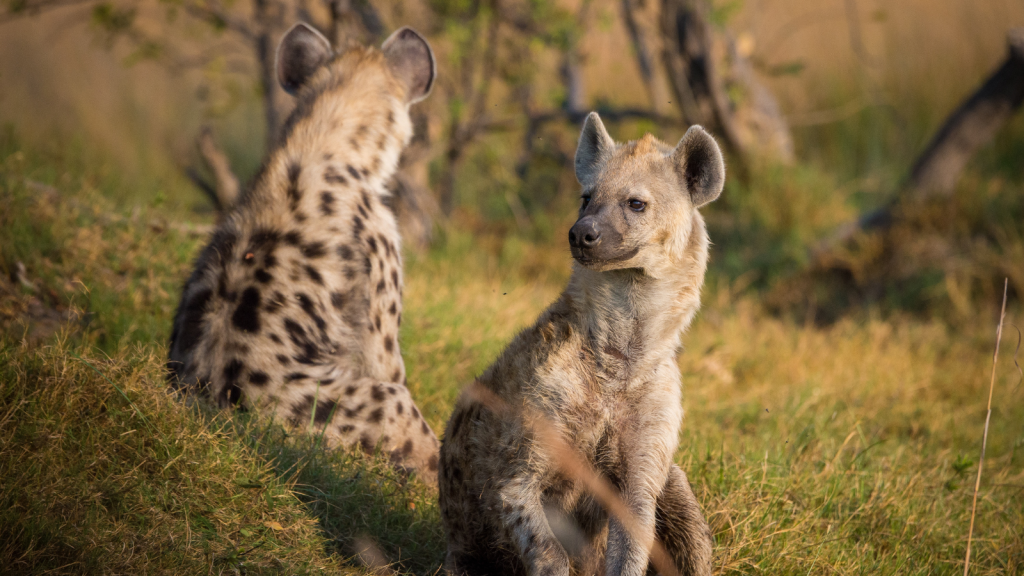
xmin=813 ymin=27 xmax=1024 ymax=264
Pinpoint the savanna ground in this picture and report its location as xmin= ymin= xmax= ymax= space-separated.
xmin=2 ymin=0 xmax=1024 ymax=574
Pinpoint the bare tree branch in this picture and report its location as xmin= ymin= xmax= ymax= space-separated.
xmin=196 ymin=126 xmax=241 ymax=209
xmin=620 ymin=0 xmax=659 ymax=110
xmin=812 ymin=28 xmax=1024 ymax=263
xmin=0 ymin=0 xmax=91 ymax=24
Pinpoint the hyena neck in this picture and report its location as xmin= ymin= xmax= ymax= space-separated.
xmin=565 ymin=217 xmax=709 ymax=367
xmin=254 ymin=90 xmax=412 ymax=207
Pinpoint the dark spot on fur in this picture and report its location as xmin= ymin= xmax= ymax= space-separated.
xmin=339 ymin=424 xmax=355 ymax=433
xmin=371 ymin=385 xmax=386 ymax=402
xmin=376 ymin=279 xmax=385 ymax=294
xmin=284 ymin=231 xmax=303 ymax=246
xmin=231 ymin=287 xmax=261 ymax=333
xmin=367 ymin=236 xmax=377 ymax=253
xmin=345 ymin=403 xmax=366 ymax=418
xmin=401 ymin=438 xmax=412 ymax=455
xmin=396 ymin=402 xmax=404 ymax=415
xmin=296 ymin=293 xmax=327 ymax=336
xmin=287 ymin=163 xmax=302 ymax=211
xmin=345 ymin=267 xmax=357 ymax=281
xmin=255 ymin=269 xmax=273 ymax=283
xmin=384 ymin=336 xmax=394 ymax=352
xmin=276 ymin=354 xmax=291 ymax=365
xmin=285 ymin=372 xmax=307 ymax=382
xmin=347 ymin=165 xmax=362 ymax=180
xmin=302 ymin=241 xmax=326 ymax=258
xmin=411 ymin=406 xmax=420 ymax=419
xmin=324 ymin=166 xmax=348 ymax=186
xmin=269 ymin=333 xmax=282 ymax=344
xmin=391 ymin=270 xmax=399 ymax=289
xmin=330 ymin=291 xmax=344 ymax=310
xmin=603 ymin=345 xmax=629 ymax=363
xmin=358 ymin=204 xmax=368 ymax=219
xmin=337 ymin=245 xmax=353 ymax=261
xmin=352 ymin=215 xmax=364 ymax=237
xmin=249 ymin=371 xmax=270 ymax=387
xmin=374 ymin=314 xmax=382 ymax=331
xmin=362 ymin=256 xmax=372 ymax=275
xmin=388 ymin=302 xmax=397 ymax=316
xmin=391 ymin=369 xmax=401 ymax=382
xmin=359 ymin=435 xmax=374 ymax=453
xmin=427 ymin=454 xmax=438 ymax=471
xmin=221 ymin=359 xmax=244 ymax=406
xmin=315 ymin=400 xmax=338 ymax=424
xmin=368 ymin=407 xmax=384 ymax=423
xmin=421 ymin=421 xmax=431 ymax=436
xmin=265 ymin=291 xmax=286 ymax=313
xmin=304 ymin=265 xmax=324 ymax=285
xmin=175 ymin=288 xmax=212 ymax=354
xmin=344 ymin=385 xmax=357 ymax=396
xmin=320 ymin=191 xmax=335 ymax=216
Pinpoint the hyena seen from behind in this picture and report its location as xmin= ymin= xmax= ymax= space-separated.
xmin=167 ymin=23 xmax=440 ymax=483
xmin=439 ymin=112 xmax=724 ymax=576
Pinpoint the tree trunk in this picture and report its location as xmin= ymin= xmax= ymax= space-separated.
xmin=659 ymin=0 xmax=746 ymax=163
xmin=255 ymin=0 xmax=282 ymax=149
xmin=814 ymin=27 xmax=1024 ymax=261
xmin=907 ymin=28 xmax=1024 ymax=199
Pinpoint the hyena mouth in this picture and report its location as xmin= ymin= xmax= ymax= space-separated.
xmin=571 ymin=246 xmax=640 ymax=266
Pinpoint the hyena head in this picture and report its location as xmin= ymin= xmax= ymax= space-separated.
xmin=275 ymin=22 xmax=435 ymax=138
xmin=569 ymin=112 xmax=725 ymax=276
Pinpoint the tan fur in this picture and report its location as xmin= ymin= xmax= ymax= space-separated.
xmin=168 ymin=28 xmax=440 ymax=484
xmin=439 ymin=114 xmax=722 ymax=576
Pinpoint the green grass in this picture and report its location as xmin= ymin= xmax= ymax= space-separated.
xmin=1 ymin=123 xmax=1023 ymax=575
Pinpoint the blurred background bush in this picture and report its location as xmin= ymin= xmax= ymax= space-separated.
xmin=2 ymin=0 xmax=1022 ymax=322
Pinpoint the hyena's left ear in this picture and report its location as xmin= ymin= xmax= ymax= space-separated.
xmin=276 ymin=23 xmax=332 ymax=95
xmin=382 ymin=27 xmax=436 ymax=104
xmin=670 ymin=125 xmax=725 ymax=208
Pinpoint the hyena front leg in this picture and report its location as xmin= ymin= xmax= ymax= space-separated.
xmin=649 ymin=465 xmax=713 ymax=576
xmin=499 ymin=477 xmax=573 ymax=576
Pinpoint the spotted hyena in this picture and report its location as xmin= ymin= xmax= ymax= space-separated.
xmin=439 ymin=113 xmax=724 ymax=576
xmin=167 ymin=23 xmax=440 ymax=483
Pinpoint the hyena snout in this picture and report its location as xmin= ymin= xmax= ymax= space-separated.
xmin=569 ymin=216 xmax=602 ymax=251
xmin=569 ymin=214 xmax=633 ymax=265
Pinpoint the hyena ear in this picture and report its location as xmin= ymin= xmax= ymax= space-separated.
xmin=670 ymin=125 xmax=725 ymax=208
xmin=575 ymin=112 xmax=617 ymax=187
xmin=382 ymin=27 xmax=436 ymax=104
xmin=276 ymin=23 xmax=333 ymax=96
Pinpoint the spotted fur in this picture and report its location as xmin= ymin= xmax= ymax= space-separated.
xmin=439 ymin=113 xmax=723 ymax=575
xmin=168 ymin=23 xmax=440 ymax=484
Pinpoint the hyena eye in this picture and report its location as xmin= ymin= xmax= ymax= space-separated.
xmin=628 ymin=199 xmax=646 ymax=212
xmin=581 ymin=195 xmax=591 ymax=209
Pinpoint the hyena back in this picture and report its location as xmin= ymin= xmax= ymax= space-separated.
xmin=439 ymin=112 xmax=724 ymax=575
xmin=167 ymin=23 xmax=440 ymax=483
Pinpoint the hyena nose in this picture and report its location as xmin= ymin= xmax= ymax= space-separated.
xmin=569 ymin=217 xmax=602 ymax=249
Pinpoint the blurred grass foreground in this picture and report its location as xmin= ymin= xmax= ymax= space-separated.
xmin=1 ymin=0 xmax=1023 ymax=574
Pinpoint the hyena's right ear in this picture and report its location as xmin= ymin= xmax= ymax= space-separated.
xmin=670 ymin=125 xmax=725 ymax=208
xmin=382 ymin=27 xmax=436 ymax=104
xmin=276 ymin=23 xmax=332 ymax=96
xmin=575 ymin=112 xmax=616 ymax=187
